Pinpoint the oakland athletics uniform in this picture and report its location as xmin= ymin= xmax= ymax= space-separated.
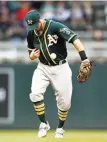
xmin=25 ymin=10 xmax=79 ymax=138
xmin=27 ymin=19 xmax=77 ymax=110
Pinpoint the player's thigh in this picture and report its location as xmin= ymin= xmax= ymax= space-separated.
xmin=54 ymin=63 xmax=72 ymax=99
xmin=31 ymin=68 xmax=50 ymax=94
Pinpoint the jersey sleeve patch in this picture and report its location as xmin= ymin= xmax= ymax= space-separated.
xmin=59 ymin=27 xmax=71 ymax=35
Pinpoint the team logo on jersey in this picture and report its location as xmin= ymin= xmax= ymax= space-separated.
xmin=60 ymin=28 xmax=71 ymax=35
xmin=47 ymin=34 xmax=58 ymax=47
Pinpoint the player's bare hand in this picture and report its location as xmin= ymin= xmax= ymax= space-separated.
xmin=29 ymin=48 xmax=40 ymax=60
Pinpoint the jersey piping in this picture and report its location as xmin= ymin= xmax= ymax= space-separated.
xmin=44 ymin=20 xmax=57 ymax=65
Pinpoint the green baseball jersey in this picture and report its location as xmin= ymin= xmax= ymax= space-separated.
xmin=27 ymin=19 xmax=78 ymax=65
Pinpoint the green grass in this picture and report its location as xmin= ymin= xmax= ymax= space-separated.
xmin=0 ymin=130 xmax=107 ymax=142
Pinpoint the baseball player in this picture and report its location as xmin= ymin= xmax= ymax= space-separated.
xmin=25 ymin=10 xmax=91 ymax=138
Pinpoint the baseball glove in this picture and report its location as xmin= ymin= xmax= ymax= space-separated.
xmin=77 ymin=59 xmax=94 ymax=83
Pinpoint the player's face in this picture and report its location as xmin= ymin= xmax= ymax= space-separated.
xmin=34 ymin=20 xmax=44 ymax=36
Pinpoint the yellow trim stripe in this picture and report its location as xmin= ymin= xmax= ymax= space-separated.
xmin=59 ymin=117 xmax=66 ymax=121
xmin=44 ymin=20 xmax=57 ymax=65
xmin=68 ymin=34 xmax=76 ymax=42
xmin=34 ymin=107 xmax=45 ymax=112
xmin=34 ymin=103 xmax=44 ymax=109
xmin=37 ymin=111 xmax=45 ymax=115
xmin=38 ymin=37 xmax=50 ymax=65
xmin=58 ymin=110 xmax=68 ymax=115
xmin=28 ymin=48 xmax=34 ymax=51
xmin=58 ymin=112 xmax=67 ymax=118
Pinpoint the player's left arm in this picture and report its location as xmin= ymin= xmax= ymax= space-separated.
xmin=56 ymin=22 xmax=93 ymax=82
xmin=56 ymin=22 xmax=87 ymax=60
xmin=69 ymin=31 xmax=94 ymax=83
xmin=73 ymin=38 xmax=88 ymax=61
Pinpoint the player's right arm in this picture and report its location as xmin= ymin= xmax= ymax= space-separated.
xmin=28 ymin=48 xmax=40 ymax=60
xmin=27 ymin=31 xmax=40 ymax=60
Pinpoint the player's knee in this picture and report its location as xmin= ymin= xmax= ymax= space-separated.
xmin=63 ymin=101 xmax=71 ymax=111
xmin=29 ymin=93 xmax=43 ymax=102
xmin=58 ymin=100 xmax=71 ymax=111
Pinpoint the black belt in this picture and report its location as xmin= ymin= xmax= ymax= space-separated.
xmin=41 ymin=59 xmax=66 ymax=66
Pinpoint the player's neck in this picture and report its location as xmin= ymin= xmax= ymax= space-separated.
xmin=36 ymin=19 xmax=46 ymax=36
xmin=41 ymin=19 xmax=46 ymax=31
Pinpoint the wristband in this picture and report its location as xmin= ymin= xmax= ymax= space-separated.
xmin=79 ymin=50 xmax=87 ymax=61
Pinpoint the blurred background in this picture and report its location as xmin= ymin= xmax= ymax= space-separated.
xmin=0 ymin=1 xmax=107 ymax=141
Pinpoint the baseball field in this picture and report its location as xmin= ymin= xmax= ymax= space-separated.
xmin=0 ymin=130 xmax=107 ymax=142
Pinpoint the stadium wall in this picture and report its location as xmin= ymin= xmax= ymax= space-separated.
xmin=0 ymin=63 xmax=107 ymax=129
